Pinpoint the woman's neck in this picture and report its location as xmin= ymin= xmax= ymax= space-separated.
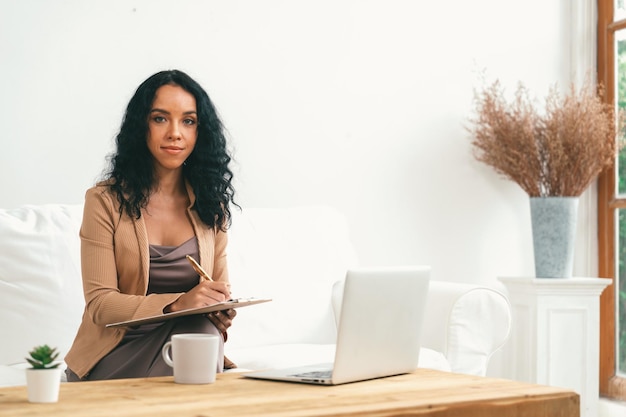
xmin=153 ymin=169 xmax=186 ymax=198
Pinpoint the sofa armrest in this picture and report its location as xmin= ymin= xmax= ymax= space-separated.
xmin=422 ymin=281 xmax=511 ymax=376
xmin=332 ymin=279 xmax=511 ymax=376
xmin=0 ymin=204 xmax=84 ymax=368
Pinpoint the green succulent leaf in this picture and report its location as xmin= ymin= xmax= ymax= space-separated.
xmin=25 ymin=345 xmax=60 ymax=369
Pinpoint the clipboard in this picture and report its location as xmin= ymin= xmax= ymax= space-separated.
xmin=106 ymin=297 xmax=272 ymax=328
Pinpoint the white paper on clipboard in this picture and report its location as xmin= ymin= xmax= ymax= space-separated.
xmin=105 ymin=297 xmax=271 ymax=328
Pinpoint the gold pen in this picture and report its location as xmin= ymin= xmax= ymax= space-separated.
xmin=186 ymin=255 xmax=214 ymax=282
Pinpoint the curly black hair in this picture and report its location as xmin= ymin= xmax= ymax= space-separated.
xmin=104 ymin=69 xmax=237 ymax=231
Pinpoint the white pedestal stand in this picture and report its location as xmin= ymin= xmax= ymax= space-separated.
xmin=498 ymin=277 xmax=611 ymax=417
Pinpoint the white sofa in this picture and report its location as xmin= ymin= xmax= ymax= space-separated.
xmin=0 ymin=203 xmax=511 ymax=386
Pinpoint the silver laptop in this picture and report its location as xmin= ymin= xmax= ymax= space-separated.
xmin=243 ymin=265 xmax=431 ymax=385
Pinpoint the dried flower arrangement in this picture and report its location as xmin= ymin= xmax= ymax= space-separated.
xmin=467 ymin=78 xmax=624 ymax=197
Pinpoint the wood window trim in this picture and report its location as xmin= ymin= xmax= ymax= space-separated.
xmin=598 ymin=0 xmax=626 ymax=401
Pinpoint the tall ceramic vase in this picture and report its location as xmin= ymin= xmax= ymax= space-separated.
xmin=529 ymin=196 xmax=579 ymax=278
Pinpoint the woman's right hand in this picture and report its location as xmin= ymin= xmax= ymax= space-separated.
xmin=164 ymin=280 xmax=231 ymax=313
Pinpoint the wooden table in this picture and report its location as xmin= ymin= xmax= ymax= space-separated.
xmin=0 ymin=369 xmax=579 ymax=417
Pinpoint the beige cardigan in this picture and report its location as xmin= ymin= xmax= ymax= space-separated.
xmin=64 ymin=183 xmax=229 ymax=378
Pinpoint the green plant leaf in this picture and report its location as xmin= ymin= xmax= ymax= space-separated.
xmin=26 ymin=345 xmax=60 ymax=369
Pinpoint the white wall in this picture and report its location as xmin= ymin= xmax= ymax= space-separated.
xmin=0 ymin=1 xmax=593 ymax=287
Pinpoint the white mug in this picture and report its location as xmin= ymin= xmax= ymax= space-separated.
xmin=161 ymin=333 xmax=219 ymax=384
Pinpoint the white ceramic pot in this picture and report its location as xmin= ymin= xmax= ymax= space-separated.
xmin=25 ymin=368 xmax=62 ymax=403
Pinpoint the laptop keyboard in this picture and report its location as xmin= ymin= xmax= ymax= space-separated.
xmin=289 ymin=370 xmax=332 ymax=379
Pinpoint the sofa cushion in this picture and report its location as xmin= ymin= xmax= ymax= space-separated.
xmin=227 ymin=344 xmax=451 ymax=373
xmin=225 ymin=206 xmax=359 ymax=349
xmin=0 ymin=205 xmax=84 ymax=366
xmin=228 ymin=343 xmax=336 ymax=370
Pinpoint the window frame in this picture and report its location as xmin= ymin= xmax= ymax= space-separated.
xmin=598 ymin=0 xmax=626 ymax=400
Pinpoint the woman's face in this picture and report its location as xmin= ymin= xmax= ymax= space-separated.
xmin=146 ymin=84 xmax=198 ymax=174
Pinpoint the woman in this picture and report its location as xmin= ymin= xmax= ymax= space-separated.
xmin=64 ymin=69 xmax=238 ymax=381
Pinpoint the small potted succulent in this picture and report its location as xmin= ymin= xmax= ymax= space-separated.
xmin=25 ymin=345 xmax=62 ymax=403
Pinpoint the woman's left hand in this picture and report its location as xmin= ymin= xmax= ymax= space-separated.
xmin=207 ymin=308 xmax=237 ymax=333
